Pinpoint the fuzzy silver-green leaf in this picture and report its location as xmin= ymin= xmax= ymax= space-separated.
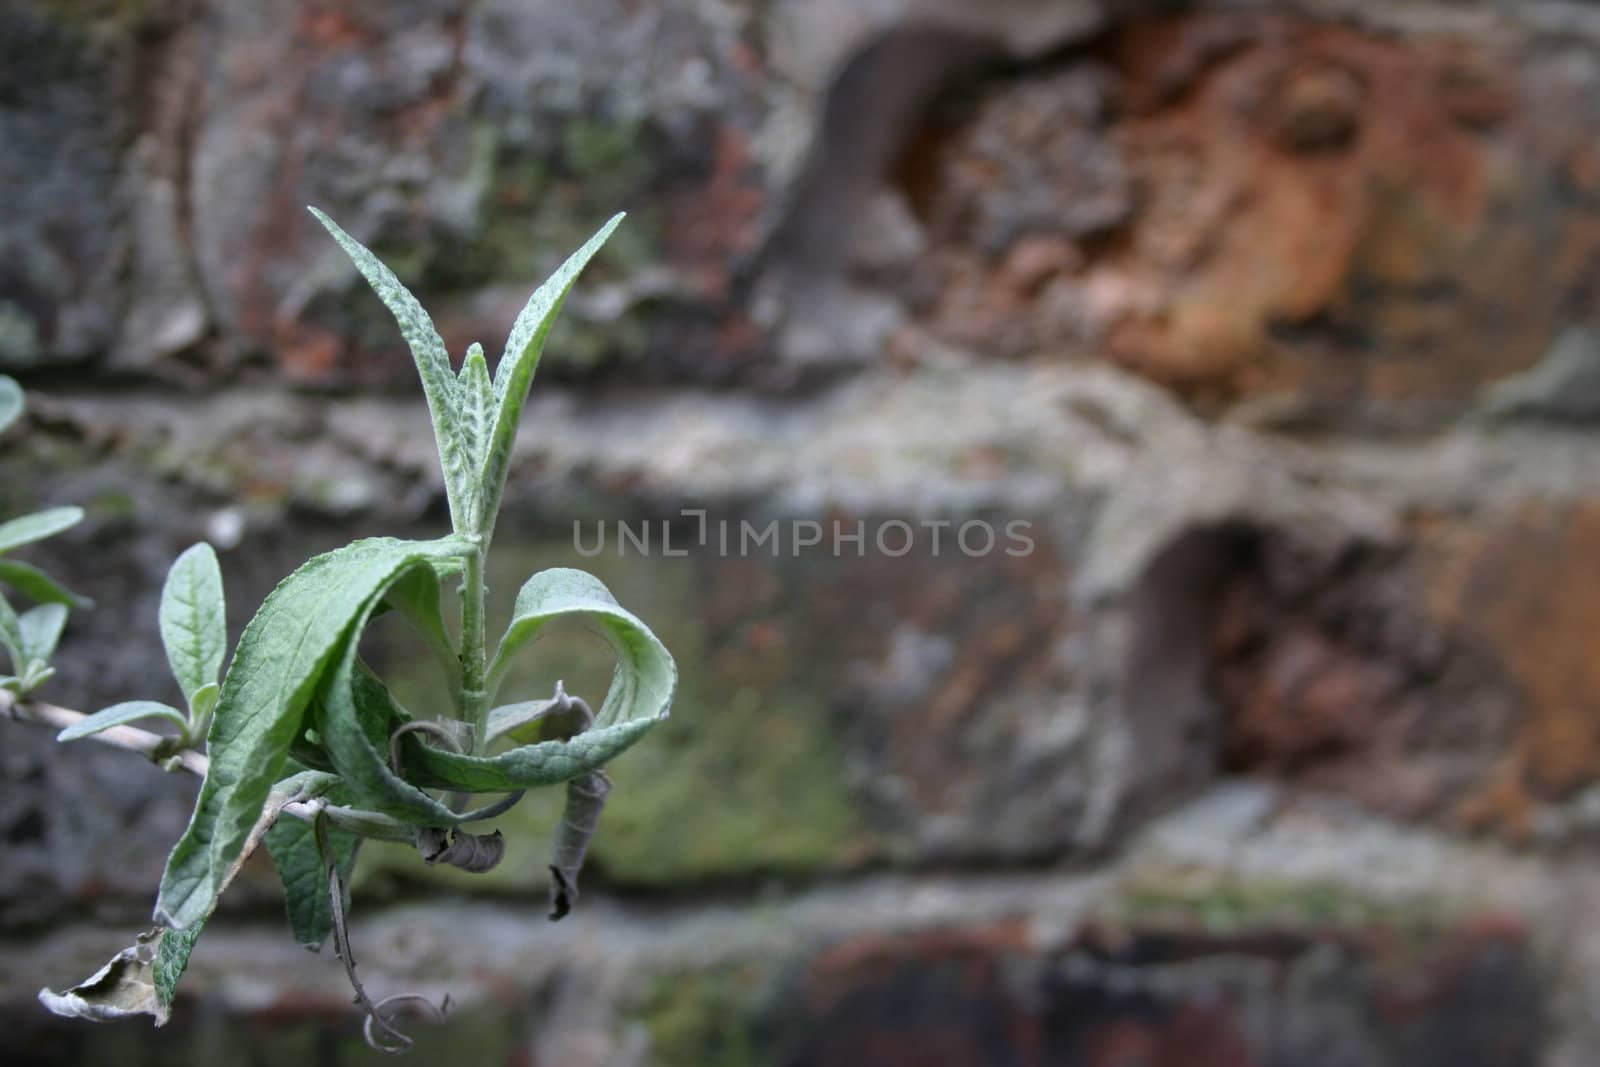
xmin=0 ymin=558 xmax=91 ymax=608
xmin=264 ymin=797 xmax=360 ymax=949
xmin=0 ymin=592 xmax=23 ymax=674
xmin=392 ymin=567 xmax=675 ymax=792
xmin=18 ymin=602 xmax=66 ymax=665
xmin=0 ymin=376 xmax=22 ymax=436
xmin=58 ymin=700 xmax=188 ymax=741
xmin=479 ymin=214 xmax=623 ymax=541
xmin=0 ymin=507 xmax=83 ymax=555
xmin=153 ymin=536 xmax=468 ymax=931
xmin=159 ymin=543 xmax=227 ymax=711
xmin=308 ymin=207 xmax=479 ymax=532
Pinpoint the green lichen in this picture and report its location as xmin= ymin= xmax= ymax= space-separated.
xmin=594 ymin=680 xmax=863 ymax=884
xmin=637 ymin=967 xmax=771 ymax=1067
xmin=1107 ymin=870 xmax=1462 ymax=942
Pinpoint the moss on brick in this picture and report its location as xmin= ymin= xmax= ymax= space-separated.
xmin=636 ymin=966 xmax=774 ymax=1067
xmin=1106 ymin=868 xmax=1464 ymax=944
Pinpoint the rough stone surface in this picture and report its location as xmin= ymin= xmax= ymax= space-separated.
xmin=7 ymin=0 xmax=1600 ymax=1063
xmin=881 ymin=9 xmax=1600 ymax=421
xmin=2 ymin=786 xmax=1579 ymax=1066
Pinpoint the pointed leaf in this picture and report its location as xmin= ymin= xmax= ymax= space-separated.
xmin=457 ymin=342 xmax=494 ymax=529
xmin=20 ymin=602 xmax=67 ymax=665
xmin=189 ymin=681 xmax=220 ymax=721
xmin=0 ymin=375 xmax=21 ymax=435
xmin=479 ymin=215 xmax=623 ymax=539
xmin=485 ymin=694 xmax=573 ymax=745
xmin=308 ymin=207 xmax=476 ymax=531
xmin=159 ymin=543 xmax=227 ymax=709
xmin=0 ymin=558 xmax=91 ymax=608
xmin=58 ymin=701 xmax=188 ymax=741
xmin=18 ymin=661 xmax=55 ymax=692
xmin=154 ymin=536 xmax=468 ymax=931
xmin=152 ymin=921 xmax=202 ymax=1013
xmin=264 ymin=795 xmax=360 ymax=949
xmin=0 ymin=507 xmax=83 ymax=555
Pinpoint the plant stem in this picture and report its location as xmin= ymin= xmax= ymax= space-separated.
xmin=0 ymin=689 xmax=383 ymax=831
xmin=458 ymin=544 xmax=489 ymax=754
xmin=0 ymin=688 xmax=209 ymax=775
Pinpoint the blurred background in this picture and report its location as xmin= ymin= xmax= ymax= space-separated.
xmin=2 ymin=0 xmax=1598 ymax=1063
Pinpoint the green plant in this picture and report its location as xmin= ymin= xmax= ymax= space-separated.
xmin=6 ymin=212 xmax=677 ymax=1050
xmin=0 ymin=375 xmax=89 ymax=696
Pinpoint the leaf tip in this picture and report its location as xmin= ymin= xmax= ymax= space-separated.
xmin=306 ymin=205 xmax=339 ymax=235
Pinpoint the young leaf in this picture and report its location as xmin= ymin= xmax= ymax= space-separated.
xmin=0 ymin=375 xmax=21 ymax=435
xmin=264 ymin=796 xmax=361 ymax=949
xmin=308 ymin=208 xmax=478 ymax=532
xmin=58 ymin=700 xmax=188 ymax=741
xmin=0 ymin=506 xmax=84 ymax=555
xmin=153 ymin=536 xmax=468 ymax=932
xmin=478 ymin=215 xmax=623 ymax=541
xmin=189 ymin=681 xmax=220 ymax=723
xmin=456 ymin=343 xmax=495 ymax=530
xmin=17 ymin=661 xmax=55 ymax=692
xmin=0 ymin=592 xmax=24 ymax=674
xmin=0 ymin=558 xmax=92 ymax=608
xmin=159 ymin=543 xmax=227 ymax=711
xmin=20 ymin=602 xmax=67 ymax=666
xmin=485 ymin=690 xmax=577 ymax=746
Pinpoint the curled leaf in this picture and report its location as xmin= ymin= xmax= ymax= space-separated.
xmin=416 ymin=826 xmax=506 ymax=873
xmin=485 ymin=679 xmax=592 ymax=746
xmin=317 ymin=656 xmax=528 ymax=825
xmin=38 ymin=924 xmax=198 ymax=1026
xmin=376 ymin=567 xmax=675 ymax=794
xmin=548 ymin=771 xmax=611 ymax=921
